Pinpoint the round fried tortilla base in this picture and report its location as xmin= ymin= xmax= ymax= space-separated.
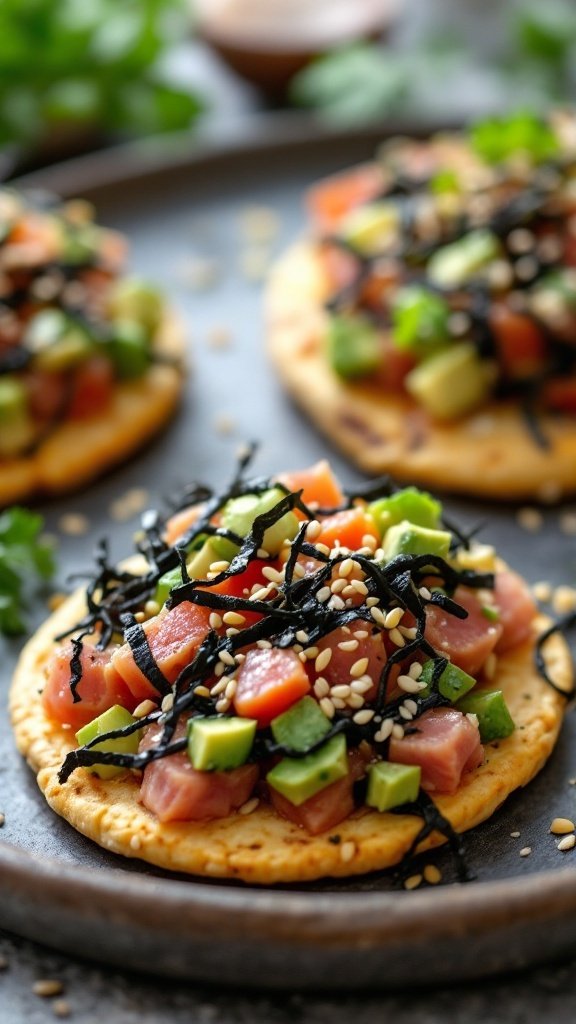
xmin=266 ymin=241 xmax=576 ymax=501
xmin=10 ymin=577 xmax=572 ymax=884
xmin=0 ymin=310 xmax=185 ymax=506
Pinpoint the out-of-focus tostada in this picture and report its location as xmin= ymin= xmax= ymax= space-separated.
xmin=267 ymin=112 xmax=576 ymax=500
xmin=10 ymin=455 xmax=573 ymax=883
xmin=0 ymin=188 xmax=184 ymax=504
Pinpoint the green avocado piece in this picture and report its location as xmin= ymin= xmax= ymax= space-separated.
xmin=61 ymin=223 xmax=99 ymax=265
xmin=220 ymin=487 xmax=299 ymax=558
xmin=266 ymin=734 xmax=348 ymax=806
xmin=0 ymin=377 xmax=35 ymax=458
xmin=456 ymin=689 xmax=515 ymax=743
xmin=391 ymin=285 xmax=451 ymax=357
xmin=75 ymin=704 xmax=140 ymax=780
xmin=368 ymin=487 xmax=442 ymax=537
xmin=327 ymin=313 xmax=381 ymax=379
xmin=383 ymin=520 xmax=451 ymax=561
xmin=405 ymin=342 xmax=497 ymax=421
xmin=108 ymin=278 xmax=163 ymax=336
xmin=26 ymin=310 xmax=93 ymax=373
xmin=187 ymin=716 xmax=257 ymax=771
xmin=366 ymin=761 xmax=421 ymax=812
xmin=339 ymin=201 xmax=400 ymax=256
xmin=186 ymin=538 xmax=225 ymax=578
xmin=154 ymin=566 xmax=186 ymax=607
xmin=270 ymin=696 xmax=332 ymax=753
xmin=419 ymin=659 xmax=477 ymax=703
xmin=108 ymin=319 xmax=151 ymax=379
xmin=428 ymin=229 xmax=501 ymax=289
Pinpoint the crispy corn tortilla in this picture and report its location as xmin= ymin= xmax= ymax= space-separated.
xmin=0 ymin=310 xmax=185 ymax=506
xmin=267 ymin=241 xmax=576 ymax=501
xmin=10 ymin=569 xmax=572 ymax=884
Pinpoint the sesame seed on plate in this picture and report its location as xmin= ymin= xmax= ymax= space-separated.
xmin=33 ymin=980 xmax=64 ymax=998
xmin=58 ymin=512 xmax=90 ymax=536
xmin=510 ymin=831 xmax=521 ymax=838
xmin=423 ymin=864 xmax=442 ymax=885
xmin=53 ymin=998 xmax=72 ymax=1018
xmin=560 ymin=512 xmax=576 ymax=536
xmin=519 ymin=847 xmax=532 ymax=857
xmin=404 ymin=874 xmax=422 ymax=890
xmin=550 ymin=817 xmax=575 ymax=835
xmin=553 ymin=586 xmax=576 ymax=615
xmin=557 ymin=835 xmax=576 ymax=852
xmin=531 ymin=581 xmax=552 ymax=603
xmin=516 ymin=507 xmax=543 ymax=532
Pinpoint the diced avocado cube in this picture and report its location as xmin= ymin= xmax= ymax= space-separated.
xmin=108 ymin=278 xmax=163 ymax=336
xmin=187 ymin=716 xmax=257 ymax=771
xmin=266 ymin=735 xmax=348 ymax=806
xmin=61 ymin=223 xmax=99 ymax=265
xmin=428 ymin=229 xmax=501 ymax=289
xmin=328 ymin=313 xmax=381 ymax=379
xmin=154 ymin=566 xmax=185 ymax=607
xmin=0 ymin=377 xmax=35 ymax=458
xmin=383 ymin=520 xmax=452 ymax=561
xmin=405 ymin=342 xmax=497 ymax=420
xmin=186 ymin=538 xmax=224 ymax=578
xmin=368 ymin=487 xmax=442 ymax=537
xmin=221 ymin=487 xmax=299 ymax=557
xmin=339 ymin=201 xmax=400 ymax=256
xmin=108 ymin=320 xmax=151 ymax=379
xmin=419 ymin=659 xmax=477 ymax=703
xmin=75 ymin=704 xmax=140 ymax=780
xmin=271 ymin=696 xmax=332 ymax=753
xmin=456 ymin=689 xmax=515 ymax=743
xmin=366 ymin=761 xmax=421 ymax=812
xmin=26 ymin=310 xmax=93 ymax=373
xmin=391 ymin=286 xmax=451 ymax=356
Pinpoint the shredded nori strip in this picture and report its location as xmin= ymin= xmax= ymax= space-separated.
xmin=393 ymin=790 xmax=470 ymax=883
xmin=534 ymin=610 xmax=576 ymax=699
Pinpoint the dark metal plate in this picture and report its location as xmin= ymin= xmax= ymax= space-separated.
xmin=2 ymin=117 xmax=576 ymax=988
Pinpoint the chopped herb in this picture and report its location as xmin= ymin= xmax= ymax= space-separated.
xmin=470 ymin=112 xmax=560 ymax=165
xmin=391 ymin=286 xmax=451 ymax=355
xmin=0 ymin=507 xmax=55 ymax=634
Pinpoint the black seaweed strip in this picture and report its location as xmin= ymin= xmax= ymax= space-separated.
xmin=58 ymin=736 xmax=188 ymax=784
xmin=81 ymin=710 xmax=162 ymax=748
xmin=535 ymin=611 xmax=576 ymax=699
xmin=69 ymin=633 xmax=90 ymax=703
xmin=256 ymin=717 xmax=350 ymax=760
xmin=392 ymin=790 xmax=470 ymax=882
xmin=521 ymin=400 xmax=551 ymax=452
xmin=119 ymin=612 xmax=171 ymax=697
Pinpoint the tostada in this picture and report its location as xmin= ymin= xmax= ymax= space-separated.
xmin=267 ymin=112 xmax=576 ymax=500
xmin=10 ymin=455 xmax=573 ymax=883
xmin=0 ymin=189 xmax=184 ymax=504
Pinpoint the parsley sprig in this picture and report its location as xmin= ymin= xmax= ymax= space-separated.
xmin=0 ymin=508 xmax=55 ymax=635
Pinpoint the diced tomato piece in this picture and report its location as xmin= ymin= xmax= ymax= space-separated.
xmin=307 ymin=164 xmax=384 ymax=232
xmin=276 ymin=460 xmax=344 ymax=510
xmin=268 ymin=747 xmax=367 ymax=834
xmin=315 ymin=507 xmax=380 ymax=552
xmin=425 ymin=586 xmax=502 ymax=676
xmin=68 ymin=355 xmax=115 ymax=419
xmin=111 ymin=602 xmax=211 ymax=701
xmin=140 ymin=723 xmax=258 ymax=822
xmin=313 ymin=619 xmax=386 ymax=701
xmin=492 ymin=570 xmax=537 ymax=653
xmin=164 ymin=504 xmax=202 ymax=546
xmin=23 ymin=370 xmax=67 ymax=422
xmin=389 ymin=707 xmax=483 ymax=793
xmin=233 ymin=647 xmax=310 ymax=727
xmin=42 ymin=642 xmax=136 ymax=730
xmin=490 ymin=304 xmax=547 ymax=379
xmin=542 ymin=376 xmax=576 ymax=414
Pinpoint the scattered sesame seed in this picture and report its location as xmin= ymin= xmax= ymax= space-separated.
xmin=319 ymin=697 xmax=335 ymax=719
xmin=514 ymin=255 xmax=539 ymax=282
xmin=218 ymin=650 xmax=236 ymax=667
xmin=256 ymin=639 xmax=272 ymax=649
xmin=550 ymin=817 xmax=575 ymax=835
xmin=409 ymin=663 xmax=423 ymax=680
xmin=178 ymin=255 xmax=219 ymax=291
xmin=130 ymin=835 xmax=142 ymax=851
xmin=52 ymin=998 xmax=72 ymax=1018
xmin=532 ymin=581 xmax=552 ymax=603
xmin=331 ymin=684 xmax=351 ymax=699
xmin=225 ymin=679 xmax=238 ymax=699
xmin=306 ymin=520 xmax=322 ymax=541
xmin=144 ymin=600 xmax=160 ymax=618
xmin=389 ymin=627 xmax=406 ymax=648
xmin=161 ymin=693 xmax=174 ymax=713
xmin=330 ymin=578 xmax=348 ymax=594
xmin=316 ymin=586 xmax=331 ymax=603
xmin=351 ymin=676 xmax=373 ymax=694
xmin=58 ymin=512 xmax=90 ymax=536
xmin=214 ymin=662 xmax=225 ymax=678
xmin=448 ymin=311 xmax=471 ymax=336
xmin=33 ymin=980 xmax=64 ymax=998
xmin=338 ymin=558 xmax=354 ymax=578
xmin=370 ymin=606 xmax=387 ymax=627
xmin=404 ymin=698 xmax=418 ymax=716
xmin=392 ymin=723 xmax=405 ymax=740
xmin=239 ymin=797 xmax=260 ymax=816
xmin=398 ymin=625 xmax=418 ymax=640
xmin=215 ymin=697 xmax=231 ymax=713
xmin=538 ymin=480 xmax=562 ymax=504
xmin=340 ymin=841 xmax=356 ymax=863
xmin=315 ymin=648 xmax=332 ymax=672
xmin=557 ymin=835 xmax=576 ymax=852
xmin=397 ymin=675 xmax=424 ymax=694
xmin=239 ymin=246 xmax=270 ymax=282
xmin=209 ymin=612 xmax=223 ymax=630
xmin=508 ymin=228 xmax=535 ymax=254
xmin=354 ymin=630 xmax=369 ymax=639
xmin=213 ymin=413 xmax=236 ymax=436
xmin=251 ymin=586 xmax=273 ymax=602
xmin=223 ymin=611 xmax=246 ymax=626
xmin=560 ymin=512 xmax=576 ymax=536
xmin=328 ymin=594 xmax=346 ymax=611
xmin=553 ymin=586 xmax=576 ymax=615
xmin=350 ymin=656 xmax=369 ymax=678
xmin=347 ymin=692 xmax=365 ymax=709
xmin=296 ymin=630 xmax=309 ymax=643
xmin=262 ymin=566 xmax=284 ymax=585
xmin=350 ymin=579 xmax=369 ymax=596
xmin=384 ymin=608 xmax=404 ymax=630
xmin=211 ymin=678 xmax=227 ymax=696
xmin=338 ymin=639 xmax=359 ymax=652
xmin=516 ymin=507 xmax=543 ymax=532
xmin=399 ymin=705 xmax=414 ymax=721
xmin=109 ymin=488 xmax=149 ymax=523
xmin=315 ymin=542 xmax=331 ymax=557
xmin=133 ymin=699 xmax=157 ymax=719
xmin=353 ymin=709 xmax=375 ymax=725
xmin=404 ymin=874 xmax=422 ymax=890
xmin=194 ymin=685 xmax=211 ymax=698
xmin=423 ymin=864 xmax=442 ymax=885
xmin=331 ymin=697 xmax=346 ymax=710
xmin=510 ymin=831 xmax=521 ymax=838
xmin=418 ymin=586 xmax=432 ymax=601
xmin=366 ymin=596 xmax=380 ymax=608
xmin=519 ymin=847 xmax=532 ymax=857
xmin=314 ymin=677 xmax=330 ymax=698
xmin=209 ymin=560 xmax=230 ymax=574
xmin=239 ymin=205 xmax=280 ymax=244
xmin=376 ymin=718 xmax=394 ymax=742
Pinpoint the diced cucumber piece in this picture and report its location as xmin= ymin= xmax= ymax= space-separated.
xmin=154 ymin=566 xmax=185 ymax=607
xmin=419 ymin=659 xmax=477 ymax=703
xmin=368 ymin=487 xmax=442 ymax=537
xmin=108 ymin=320 xmax=150 ymax=379
xmin=266 ymin=735 xmax=348 ymax=806
xmin=328 ymin=313 xmax=381 ymax=379
xmin=339 ymin=201 xmax=400 ymax=256
xmin=187 ymin=716 xmax=257 ymax=771
xmin=383 ymin=520 xmax=452 ymax=561
xmin=270 ymin=696 xmax=332 ymax=753
xmin=428 ymin=229 xmax=501 ymax=289
xmin=108 ymin=278 xmax=163 ymax=336
xmin=391 ymin=286 xmax=451 ymax=356
xmin=366 ymin=761 xmax=421 ymax=812
xmin=221 ymin=487 xmax=299 ymax=557
xmin=405 ymin=342 xmax=497 ymax=420
xmin=456 ymin=689 xmax=515 ymax=743
xmin=75 ymin=704 xmax=140 ymax=780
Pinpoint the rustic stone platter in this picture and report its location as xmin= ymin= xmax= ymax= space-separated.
xmin=1 ymin=121 xmax=576 ymax=988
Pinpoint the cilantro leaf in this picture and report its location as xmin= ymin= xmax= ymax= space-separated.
xmin=469 ymin=111 xmax=560 ymax=165
xmin=391 ymin=286 xmax=451 ymax=356
xmin=0 ymin=507 xmax=56 ymax=636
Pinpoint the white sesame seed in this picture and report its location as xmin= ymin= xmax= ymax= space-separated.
xmin=209 ymin=612 xmax=223 ymax=630
xmin=353 ymin=709 xmax=375 ymax=725
xmin=392 ymin=723 xmax=405 ymax=740
xmin=33 ymin=980 xmax=64 ymax=998
xmin=404 ymin=874 xmax=422 ymax=891
xmin=315 ymin=648 xmax=332 ymax=672
xmin=225 ymin=679 xmax=237 ymax=699
xmin=219 ymin=650 xmax=236 ymax=667
xmin=209 ymin=560 xmax=231 ymax=574
xmin=370 ymin=606 xmax=387 ymax=627
xmin=161 ymin=693 xmax=174 ymax=713
xmin=53 ymin=998 xmax=72 ymax=1018
xmin=133 ymin=699 xmax=157 ymax=718
xmin=319 ymin=697 xmax=335 ymax=719
xmin=262 ymin=566 xmax=284 ymax=584
xmin=510 ymin=831 xmax=521 ymax=838
xmin=250 ymin=586 xmax=273 ymax=602
xmin=296 ymin=630 xmax=309 ymax=643
xmin=384 ymin=608 xmax=404 ymax=629
xmin=338 ymin=639 xmax=360 ymax=652
xmin=293 ymin=563 xmax=305 ymax=578
xmin=328 ymin=595 xmax=346 ymax=611
xmin=331 ymin=697 xmax=346 ymax=710
xmin=331 ymin=577 xmax=348 ymax=594
xmin=303 ymin=646 xmax=319 ymax=660
xmin=389 ymin=627 xmax=406 ymax=648
xmin=347 ymin=693 xmax=365 ymax=709
xmin=350 ymin=579 xmax=369 ymax=596
xmin=256 ymin=639 xmax=272 ymax=649
xmin=350 ymin=656 xmax=369 ymax=678
xmin=399 ymin=706 xmax=414 ymax=721
xmin=130 ymin=834 xmax=142 ymax=851
xmin=423 ymin=864 xmax=442 ymax=885
xmin=143 ymin=600 xmax=160 ymax=618
xmin=316 ymin=586 xmax=331 ymax=603
xmin=361 ymin=534 xmax=377 ymax=551
xmin=532 ymin=581 xmax=552 ymax=603
xmin=508 ymin=228 xmax=535 ymax=254
xmin=409 ymin=662 xmax=423 ymax=680
xmin=351 ymin=676 xmax=373 ymax=694
xmin=223 ymin=611 xmax=246 ymax=626
xmin=560 ymin=512 xmax=576 ymax=537
xmin=519 ymin=847 xmax=532 ymax=857
xmin=214 ymin=662 xmax=225 ymax=678
xmin=558 ymin=835 xmax=576 ymax=852
xmin=211 ymin=678 xmax=227 ymax=695
xmin=194 ymin=685 xmax=211 ymax=698
xmin=550 ymin=817 xmax=575 ymax=835
xmin=418 ymin=586 xmax=432 ymax=601
xmin=516 ymin=507 xmax=543 ymax=533
xmin=306 ymin=520 xmax=322 ymax=541
xmin=338 ymin=558 xmax=355 ymax=578
xmin=298 ymin=651 xmax=307 ymax=663
xmin=397 ymin=675 xmax=425 ymax=694
xmin=398 ymin=625 xmax=418 ymax=641
xmin=235 ymin=652 xmax=245 ymax=664
xmin=354 ymin=629 xmax=369 ymax=639
xmin=239 ymin=797 xmax=260 ymax=815
xmin=257 ymin=548 xmax=270 ymax=559
xmin=226 ymin=627 xmax=240 ymax=638
xmin=215 ymin=697 xmax=231 ymax=713
xmin=340 ymin=841 xmax=356 ymax=863
xmin=331 ymin=684 xmax=351 ymax=699
xmin=377 ymin=719 xmax=394 ymax=741
xmin=404 ymin=699 xmax=418 ymax=715
xmin=553 ymin=586 xmax=576 ymax=615
xmin=314 ymin=677 xmax=330 ymax=698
